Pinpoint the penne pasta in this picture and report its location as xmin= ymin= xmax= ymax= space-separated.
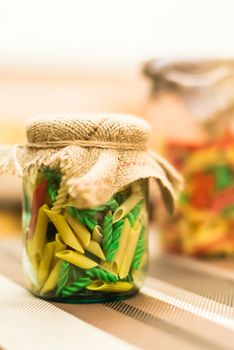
xmin=52 ymin=233 xmax=67 ymax=266
xmin=27 ymin=239 xmax=40 ymax=274
xmin=139 ymin=205 xmax=148 ymax=226
xmin=85 ymin=240 xmax=106 ymax=260
xmin=43 ymin=209 xmax=84 ymax=253
xmin=23 ymin=248 xmax=39 ymax=288
xmin=40 ymin=261 xmax=60 ymax=295
xmin=92 ymin=225 xmax=103 ymax=244
xmin=55 ymin=233 xmax=66 ymax=253
xmin=112 ymin=218 xmax=131 ymax=273
xmin=113 ymin=192 xmax=143 ymax=223
xmin=56 ymin=250 xmax=98 ymax=269
xmin=119 ymin=221 xmax=142 ymax=279
xmin=99 ymin=261 xmax=118 ymax=276
xmin=65 ymin=211 xmax=91 ymax=247
xmin=87 ymin=280 xmax=133 ymax=292
xmin=31 ymin=204 xmax=49 ymax=260
xmin=38 ymin=241 xmax=55 ymax=286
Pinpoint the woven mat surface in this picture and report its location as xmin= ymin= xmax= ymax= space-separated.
xmin=0 ymin=237 xmax=234 ymax=350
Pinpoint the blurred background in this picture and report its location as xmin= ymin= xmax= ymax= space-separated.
xmin=2 ymin=0 xmax=234 ymax=255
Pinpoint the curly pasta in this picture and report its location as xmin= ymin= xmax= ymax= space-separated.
xmin=69 ymin=207 xmax=98 ymax=231
xmin=82 ymin=214 xmax=98 ymax=232
xmin=56 ymin=261 xmax=70 ymax=296
xmin=51 ymin=178 xmax=68 ymax=214
xmin=105 ymin=198 xmax=119 ymax=211
xmin=102 ymin=211 xmax=113 ymax=256
xmin=106 ymin=219 xmax=125 ymax=262
xmin=61 ymin=277 xmax=92 ymax=297
xmin=127 ymin=199 xmax=144 ymax=227
xmin=43 ymin=167 xmax=61 ymax=202
xmin=86 ymin=267 xmax=117 ymax=283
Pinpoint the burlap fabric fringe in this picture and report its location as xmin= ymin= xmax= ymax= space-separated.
xmin=0 ymin=114 xmax=182 ymax=212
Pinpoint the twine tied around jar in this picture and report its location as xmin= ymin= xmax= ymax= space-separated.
xmin=0 ymin=113 xmax=182 ymax=212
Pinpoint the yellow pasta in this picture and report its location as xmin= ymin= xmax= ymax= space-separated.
xmin=92 ymin=225 xmax=103 ymax=244
xmin=43 ymin=209 xmax=84 ymax=253
xmin=99 ymin=261 xmax=118 ymax=276
xmin=65 ymin=211 xmax=91 ymax=247
xmin=31 ymin=204 xmax=49 ymax=260
xmin=23 ymin=247 xmax=39 ymax=288
xmin=139 ymin=205 xmax=148 ymax=226
xmin=27 ymin=239 xmax=40 ymax=274
xmin=85 ymin=240 xmax=106 ymax=260
xmin=113 ymin=192 xmax=143 ymax=223
xmin=112 ymin=218 xmax=131 ymax=273
xmin=38 ymin=241 xmax=55 ymax=286
xmin=119 ymin=221 xmax=142 ymax=279
xmin=55 ymin=233 xmax=66 ymax=253
xmin=40 ymin=261 xmax=60 ymax=295
xmin=56 ymin=250 xmax=98 ymax=269
xmin=52 ymin=233 xmax=67 ymax=266
xmin=87 ymin=280 xmax=133 ymax=292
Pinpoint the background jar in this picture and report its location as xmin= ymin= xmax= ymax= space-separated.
xmin=143 ymin=59 xmax=234 ymax=257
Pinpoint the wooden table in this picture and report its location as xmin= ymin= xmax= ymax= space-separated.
xmin=0 ymin=237 xmax=234 ymax=350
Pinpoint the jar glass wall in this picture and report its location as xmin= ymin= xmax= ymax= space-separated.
xmin=23 ymin=167 xmax=149 ymax=303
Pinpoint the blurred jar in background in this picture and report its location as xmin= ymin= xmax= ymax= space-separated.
xmin=143 ymin=59 xmax=234 ymax=257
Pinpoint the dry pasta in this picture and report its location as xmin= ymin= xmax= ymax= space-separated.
xmin=92 ymin=225 xmax=103 ymax=244
xmin=43 ymin=209 xmax=84 ymax=253
xmin=139 ymin=204 xmax=148 ymax=226
xmin=31 ymin=204 xmax=49 ymax=259
xmin=56 ymin=250 xmax=98 ymax=269
xmin=99 ymin=261 xmax=118 ymax=276
xmin=51 ymin=178 xmax=68 ymax=214
xmin=112 ymin=218 xmax=131 ymax=272
xmin=27 ymin=239 xmax=40 ymax=274
xmin=38 ymin=241 xmax=55 ymax=286
xmin=55 ymin=233 xmax=66 ymax=253
xmin=87 ymin=280 xmax=133 ymax=292
xmin=85 ymin=240 xmax=106 ymax=260
xmin=113 ymin=192 xmax=144 ymax=223
xmin=119 ymin=221 xmax=142 ymax=279
xmin=65 ymin=211 xmax=91 ymax=247
xmin=40 ymin=261 xmax=60 ymax=295
xmin=23 ymin=246 xmax=39 ymax=288
xmin=23 ymin=165 xmax=150 ymax=301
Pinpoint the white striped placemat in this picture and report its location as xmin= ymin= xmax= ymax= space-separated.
xmin=0 ymin=274 xmax=136 ymax=350
xmin=1 ymin=238 xmax=234 ymax=349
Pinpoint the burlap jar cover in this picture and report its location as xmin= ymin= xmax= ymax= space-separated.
xmin=0 ymin=113 xmax=182 ymax=212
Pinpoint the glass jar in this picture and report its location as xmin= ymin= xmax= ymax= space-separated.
xmin=23 ymin=171 xmax=149 ymax=302
xmin=0 ymin=113 xmax=180 ymax=303
xmin=143 ymin=59 xmax=234 ymax=257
